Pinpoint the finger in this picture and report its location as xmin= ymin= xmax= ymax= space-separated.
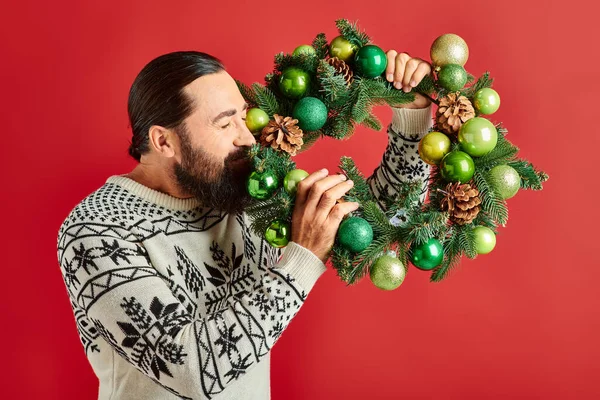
xmin=295 ymin=168 xmax=329 ymax=206
xmin=385 ymin=50 xmax=398 ymax=82
xmin=408 ymin=62 xmax=432 ymax=89
xmin=305 ymin=174 xmax=349 ymax=212
xmin=327 ymin=201 xmax=360 ymax=224
xmin=401 ymin=58 xmax=421 ymax=92
xmin=393 ymin=53 xmax=410 ymax=90
xmin=315 ymin=179 xmax=355 ymax=217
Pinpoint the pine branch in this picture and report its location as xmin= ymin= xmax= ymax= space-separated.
xmin=473 ymin=132 xmax=519 ymax=171
xmin=236 ymin=80 xmax=258 ymax=107
xmin=335 ymin=19 xmax=370 ymax=47
xmin=345 ymin=235 xmax=392 ymax=284
xmin=360 ymin=113 xmax=382 ymax=131
xmin=273 ymin=52 xmax=319 ymax=75
xmin=339 ymin=156 xmax=374 ymax=203
xmin=351 ymin=81 xmax=371 ymax=123
xmin=507 ymin=160 xmax=549 ymax=190
xmin=317 ymin=60 xmax=351 ymax=107
xmin=312 ymin=33 xmax=329 ymax=59
xmin=362 ymin=78 xmax=415 ymax=107
xmin=430 ymin=227 xmax=462 ymax=282
xmin=245 ymin=192 xmax=293 ymax=237
xmin=461 ymin=71 xmax=494 ymax=98
xmin=473 ymin=170 xmax=509 ymax=226
xmin=252 ymin=83 xmax=281 ymax=117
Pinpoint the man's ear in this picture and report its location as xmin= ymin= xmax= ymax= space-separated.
xmin=148 ymin=125 xmax=177 ymax=158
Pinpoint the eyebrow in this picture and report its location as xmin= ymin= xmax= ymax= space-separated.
xmin=211 ymin=103 xmax=249 ymax=124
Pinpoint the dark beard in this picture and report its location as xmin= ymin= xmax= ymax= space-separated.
xmin=174 ymin=127 xmax=253 ymax=214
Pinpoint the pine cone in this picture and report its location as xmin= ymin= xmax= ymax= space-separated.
xmin=440 ymin=182 xmax=482 ymax=225
xmin=259 ymin=114 xmax=304 ymax=156
xmin=436 ymin=92 xmax=475 ymax=135
xmin=326 ymin=57 xmax=354 ymax=85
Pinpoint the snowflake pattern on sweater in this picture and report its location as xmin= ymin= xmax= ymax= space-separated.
xmin=56 ymin=106 xmax=432 ymax=400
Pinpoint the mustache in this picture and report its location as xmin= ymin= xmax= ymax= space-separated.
xmin=227 ymin=147 xmax=252 ymax=162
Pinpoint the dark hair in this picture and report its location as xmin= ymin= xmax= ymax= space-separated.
xmin=127 ymin=51 xmax=225 ymax=161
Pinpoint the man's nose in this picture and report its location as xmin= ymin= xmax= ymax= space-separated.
xmin=234 ymin=121 xmax=257 ymax=147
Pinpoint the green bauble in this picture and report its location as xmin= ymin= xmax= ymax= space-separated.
xmin=419 ymin=131 xmax=451 ymax=165
xmin=472 ymin=226 xmax=496 ymax=255
xmin=354 ymin=45 xmax=388 ymax=78
xmin=279 ymin=67 xmax=310 ymax=99
xmin=337 ymin=217 xmax=373 ymax=253
xmin=292 ymin=44 xmax=316 ymax=56
xmin=247 ymin=170 xmax=279 ymax=200
xmin=265 ymin=220 xmax=291 ymax=248
xmin=410 ymin=238 xmax=444 ymax=271
xmin=474 ymin=88 xmax=501 ymax=115
xmin=440 ymin=151 xmax=475 ymax=183
xmin=430 ymin=33 xmax=469 ymax=67
xmin=438 ymin=64 xmax=468 ymax=91
xmin=292 ymin=97 xmax=328 ymax=131
xmin=458 ymin=117 xmax=498 ymax=157
xmin=245 ymin=108 xmax=270 ymax=133
xmin=283 ymin=169 xmax=309 ymax=196
xmin=489 ymin=165 xmax=521 ymax=199
xmin=370 ymin=253 xmax=406 ymax=290
xmin=329 ymin=36 xmax=356 ymax=62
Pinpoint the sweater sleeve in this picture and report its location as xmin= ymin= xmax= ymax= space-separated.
xmin=366 ymin=104 xmax=434 ymax=209
xmin=57 ymin=229 xmax=325 ymax=399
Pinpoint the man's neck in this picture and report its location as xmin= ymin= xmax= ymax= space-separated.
xmin=125 ymin=162 xmax=194 ymax=200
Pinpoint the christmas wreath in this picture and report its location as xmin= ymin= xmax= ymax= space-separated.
xmin=237 ymin=19 xmax=548 ymax=290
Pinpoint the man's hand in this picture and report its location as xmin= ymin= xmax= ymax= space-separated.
xmin=385 ymin=50 xmax=432 ymax=109
xmin=291 ymin=169 xmax=359 ymax=263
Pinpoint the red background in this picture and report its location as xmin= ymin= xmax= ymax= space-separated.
xmin=2 ymin=0 xmax=599 ymax=399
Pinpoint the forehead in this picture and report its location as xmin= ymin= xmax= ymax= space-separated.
xmin=183 ymin=71 xmax=244 ymax=118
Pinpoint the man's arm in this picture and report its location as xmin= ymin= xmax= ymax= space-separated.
xmin=57 ymin=226 xmax=325 ymax=399
xmin=366 ymin=104 xmax=433 ymax=209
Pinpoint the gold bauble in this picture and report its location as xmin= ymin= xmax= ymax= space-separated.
xmin=430 ymin=33 xmax=469 ymax=67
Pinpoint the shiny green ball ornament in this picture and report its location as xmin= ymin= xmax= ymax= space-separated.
xmin=337 ymin=217 xmax=374 ymax=253
xmin=265 ymin=220 xmax=291 ymax=248
xmin=279 ymin=67 xmax=310 ymax=99
xmin=440 ymin=151 xmax=475 ymax=183
xmin=410 ymin=238 xmax=444 ymax=270
xmin=370 ymin=253 xmax=406 ymax=290
xmin=472 ymin=226 xmax=496 ymax=255
xmin=245 ymin=108 xmax=270 ymax=133
xmin=418 ymin=131 xmax=451 ymax=165
xmin=283 ymin=169 xmax=309 ymax=196
xmin=354 ymin=45 xmax=388 ymax=78
xmin=247 ymin=170 xmax=279 ymax=200
xmin=458 ymin=117 xmax=498 ymax=157
xmin=474 ymin=88 xmax=501 ymax=115
xmin=430 ymin=33 xmax=469 ymax=67
xmin=329 ymin=35 xmax=356 ymax=62
xmin=292 ymin=97 xmax=328 ymax=131
xmin=489 ymin=165 xmax=521 ymax=200
xmin=292 ymin=44 xmax=316 ymax=56
xmin=438 ymin=64 xmax=468 ymax=91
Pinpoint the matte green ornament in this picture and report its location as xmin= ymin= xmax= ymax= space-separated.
xmin=337 ymin=216 xmax=373 ymax=253
xmin=472 ymin=226 xmax=496 ymax=255
xmin=474 ymin=88 xmax=501 ymax=115
xmin=292 ymin=97 xmax=328 ymax=131
xmin=438 ymin=64 xmax=468 ymax=91
xmin=247 ymin=170 xmax=279 ymax=200
xmin=458 ymin=117 xmax=498 ymax=157
xmin=440 ymin=151 xmax=475 ymax=183
xmin=283 ymin=169 xmax=309 ymax=196
xmin=292 ymin=44 xmax=316 ymax=56
xmin=279 ymin=67 xmax=310 ymax=99
xmin=265 ymin=219 xmax=291 ymax=248
xmin=410 ymin=238 xmax=444 ymax=270
xmin=489 ymin=165 xmax=521 ymax=200
xmin=370 ymin=253 xmax=406 ymax=290
xmin=354 ymin=45 xmax=388 ymax=78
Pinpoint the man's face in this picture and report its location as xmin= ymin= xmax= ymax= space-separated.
xmin=173 ymin=71 xmax=257 ymax=214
